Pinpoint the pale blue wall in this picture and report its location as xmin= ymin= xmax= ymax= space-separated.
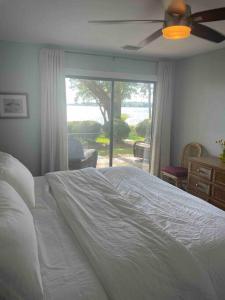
xmin=0 ymin=41 xmax=157 ymax=175
xmin=172 ymin=48 xmax=225 ymax=165
xmin=0 ymin=41 xmax=41 ymax=175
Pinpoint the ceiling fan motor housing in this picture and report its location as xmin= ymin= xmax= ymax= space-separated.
xmin=164 ymin=5 xmax=192 ymax=28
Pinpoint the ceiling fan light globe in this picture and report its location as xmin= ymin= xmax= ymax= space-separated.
xmin=162 ymin=25 xmax=191 ymax=40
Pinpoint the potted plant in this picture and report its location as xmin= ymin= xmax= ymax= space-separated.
xmin=216 ymin=139 xmax=225 ymax=163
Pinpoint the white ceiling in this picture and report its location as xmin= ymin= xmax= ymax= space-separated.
xmin=0 ymin=0 xmax=225 ymax=59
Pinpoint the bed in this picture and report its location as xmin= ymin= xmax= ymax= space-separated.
xmin=32 ymin=176 xmax=108 ymax=300
xmin=33 ymin=166 xmax=225 ymax=300
xmin=1 ymin=151 xmax=225 ymax=300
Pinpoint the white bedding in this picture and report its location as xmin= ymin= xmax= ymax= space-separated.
xmin=100 ymin=167 xmax=225 ymax=299
xmin=32 ymin=177 xmax=108 ymax=300
xmin=46 ymin=167 xmax=225 ymax=300
xmin=32 ymin=167 xmax=225 ymax=300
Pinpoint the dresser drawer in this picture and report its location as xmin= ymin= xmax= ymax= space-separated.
xmin=188 ymin=175 xmax=211 ymax=196
xmin=214 ymin=169 xmax=225 ymax=187
xmin=187 ymin=188 xmax=209 ymax=201
xmin=189 ymin=162 xmax=212 ymax=180
xmin=188 ymin=157 xmax=225 ymax=210
xmin=211 ymin=199 xmax=225 ymax=211
xmin=212 ymin=185 xmax=225 ymax=203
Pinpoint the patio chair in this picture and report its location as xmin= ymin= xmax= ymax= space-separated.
xmin=68 ymin=136 xmax=98 ymax=170
xmin=133 ymin=139 xmax=150 ymax=159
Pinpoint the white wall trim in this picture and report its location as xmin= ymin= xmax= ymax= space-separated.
xmin=65 ymin=68 xmax=157 ymax=82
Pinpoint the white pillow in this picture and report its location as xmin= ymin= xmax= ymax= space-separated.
xmin=0 ymin=180 xmax=43 ymax=300
xmin=0 ymin=151 xmax=35 ymax=208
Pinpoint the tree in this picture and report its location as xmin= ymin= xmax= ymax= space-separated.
xmin=68 ymin=79 xmax=150 ymax=125
xmin=71 ymin=80 xmax=111 ymax=124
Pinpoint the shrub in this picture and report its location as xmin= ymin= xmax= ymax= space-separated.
xmin=120 ymin=113 xmax=129 ymax=122
xmin=68 ymin=121 xmax=102 ymax=141
xmin=103 ymin=119 xmax=130 ymax=142
xmin=136 ymin=119 xmax=151 ymax=138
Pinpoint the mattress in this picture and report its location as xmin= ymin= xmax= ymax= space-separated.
xmin=32 ymin=176 xmax=108 ymax=300
xmin=32 ymin=167 xmax=225 ymax=300
xmin=100 ymin=167 xmax=225 ymax=298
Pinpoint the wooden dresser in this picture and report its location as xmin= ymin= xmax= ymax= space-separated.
xmin=187 ymin=157 xmax=225 ymax=210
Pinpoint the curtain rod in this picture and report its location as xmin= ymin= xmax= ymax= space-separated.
xmin=65 ymin=50 xmax=157 ymax=63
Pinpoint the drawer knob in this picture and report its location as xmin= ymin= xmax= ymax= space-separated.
xmin=196 ymin=183 xmax=199 ymax=187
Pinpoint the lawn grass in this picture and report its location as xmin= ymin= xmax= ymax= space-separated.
xmin=96 ymin=136 xmax=110 ymax=144
xmin=128 ymin=126 xmax=145 ymax=142
xmin=90 ymin=133 xmax=145 ymax=157
xmin=96 ymin=133 xmax=144 ymax=144
xmin=94 ymin=139 xmax=134 ymax=156
xmin=113 ymin=146 xmax=133 ymax=156
xmin=128 ymin=133 xmax=145 ymax=141
xmin=98 ymin=145 xmax=133 ymax=156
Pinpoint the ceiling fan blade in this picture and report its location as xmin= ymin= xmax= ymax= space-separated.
xmin=122 ymin=29 xmax=162 ymax=50
xmin=191 ymin=23 xmax=225 ymax=43
xmin=89 ymin=20 xmax=164 ymax=24
xmin=192 ymin=7 xmax=225 ymax=23
xmin=138 ymin=29 xmax=163 ymax=47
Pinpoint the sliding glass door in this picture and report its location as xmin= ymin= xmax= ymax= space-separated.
xmin=65 ymin=77 xmax=155 ymax=171
xmin=113 ymin=81 xmax=154 ymax=171
xmin=66 ymin=78 xmax=111 ymax=168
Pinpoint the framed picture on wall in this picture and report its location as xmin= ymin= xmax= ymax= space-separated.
xmin=0 ymin=93 xmax=29 ymax=118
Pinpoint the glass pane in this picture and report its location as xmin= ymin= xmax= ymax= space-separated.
xmin=66 ymin=78 xmax=111 ymax=169
xmin=113 ymin=81 xmax=154 ymax=171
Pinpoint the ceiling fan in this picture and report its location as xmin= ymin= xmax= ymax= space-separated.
xmin=89 ymin=0 xmax=225 ymax=50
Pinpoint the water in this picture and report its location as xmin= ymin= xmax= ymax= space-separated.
xmin=67 ymin=105 xmax=150 ymax=125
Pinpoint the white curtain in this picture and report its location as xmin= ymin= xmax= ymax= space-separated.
xmin=150 ymin=61 xmax=175 ymax=176
xmin=40 ymin=48 xmax=68 ymax=174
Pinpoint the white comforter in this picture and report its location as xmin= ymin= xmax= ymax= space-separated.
xmin=101 ymin=167 xmax=225 ymax=299
xmin=33 ymin=177 xmax=108 ymax=300
xmin=46 ymin=167 xmax=225 ymax=300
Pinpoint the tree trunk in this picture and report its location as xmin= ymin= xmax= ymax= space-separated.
xmin=114 ymin=84 xmax=122 ymax=119
xmin=82 ymin=81 xmax=111 ymax=124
